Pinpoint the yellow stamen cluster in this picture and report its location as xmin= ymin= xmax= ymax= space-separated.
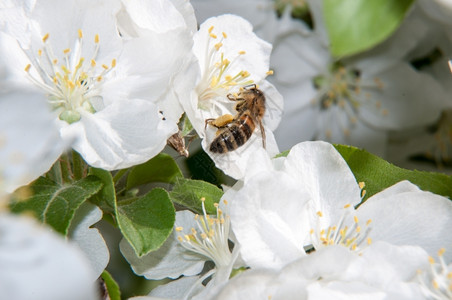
xmin=24 ymin=30 xmax=117 ymax=124
xmin=198 ymin=26 xmax=254 ymax=101
xmin=309 ymin=204 xmax=372 ymax=252
xmin=418 ymin=248 xmax=452 ymax=299
xmin=176 ymin=198 xmax=232 ymax=268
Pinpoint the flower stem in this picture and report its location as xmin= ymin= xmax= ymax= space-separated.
xmin=72 ymin=150 xmax=86 ymax=180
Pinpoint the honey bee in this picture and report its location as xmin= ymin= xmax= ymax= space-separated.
xmin=205 ymin=84 xmax=266 ymax=153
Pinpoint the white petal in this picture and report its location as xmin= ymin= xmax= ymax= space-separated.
xmin=68 ymin=202 xmax=109 ymax=280
xmin=0 ymin=214 xmax=97 ymax=300
xmin=283 ymin=141 xmax=362 ymax=214
xmin=229 ymin=171 xmax=311 ymax=269
xmin=0 ymin=90 xmax=63 ymax=193
xmin=149 ymin=275 xmax=203 ymax=299
xmin=357 ymin=183 xmax=452 ymax=262
xmin=61 ymin=99 xmax=177 ymax=170
xmin=120 ymin=0 xmax=187 ymax=33
xmin=120 ymin=210 xmax=205 ymax=280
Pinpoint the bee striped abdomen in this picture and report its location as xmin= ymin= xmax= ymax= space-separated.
xmin=209 ymin=114 xmax=255 ymax=153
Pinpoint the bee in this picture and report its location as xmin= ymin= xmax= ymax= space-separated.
xmin=205 ymin=84 xmax=266 ymax=153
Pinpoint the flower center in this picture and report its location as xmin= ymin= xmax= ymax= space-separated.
xmin=24 ymin=30 xmax=116 ymax=124
xmin=196 ymin=26 xmax=254 ymax=107
xmin=176 ymin=199 xmax=232 ymax=268
xmin=311 ymin=61 xmax=386 ymax=139
xmin=418 ymin=248 xmax=452 ymax=300
xmin=309 ymin=201 xmax=372 ymax=252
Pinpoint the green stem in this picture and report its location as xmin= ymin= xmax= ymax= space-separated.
xmin=72 ymin=150 xmax=86 ymax=180
xmin=113 ymin=169 xmax=128 ymax=184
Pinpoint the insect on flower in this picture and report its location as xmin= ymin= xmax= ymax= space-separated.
xmin=205 ymin=84 xmax=266 ymax=153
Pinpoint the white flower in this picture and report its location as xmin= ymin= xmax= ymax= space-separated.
xmin=211 ymin=242 xmax=428 ymax=300
xmin=0 ymin=214 xmax=98 ymax=300
xmin=0 ymin=0 xmax=194 ymax=170
xmin=270 ymin=0 xmax=449 ymax=156
xmin=225 ymin=141 xmax=452 ymax=270
xmin=120 ymin=200 xmax=240 ymax=299
xmin=181 ymin=14 xmax=283 ymax=179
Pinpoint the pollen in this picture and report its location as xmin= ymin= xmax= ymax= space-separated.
xmin=63 ymin=48 xmax=71 ymax=54
xmin=222 ymin=32 xmax=227 ymax=38
xmin=42 ymin=33 xmax=49 ymax=42
xmin=214 ymin=42 xmax=223 ymax=51
xmin=24 ymin=64 xmax=31 ymax=72
xmin=238 ymin=50 xmax=246 ymax=55
xmin=208 ymin=26 xmax=214 ymax=33
xmin=210 ymin=33 xmax=217 ymax=39
xmin=94 ymin=34 xmax=99 ymax=43
xmin=266 ymin=70 xmax=274 ymax=75
xmin=78 ymin=29 xmax=83 ymax=39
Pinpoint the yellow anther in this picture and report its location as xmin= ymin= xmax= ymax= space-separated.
xmin=191 ymin=228 xmax=197 ymax=235
xmin=200 ymin=233 xmax=207 ymax=239
xmin=63 ymin=48 xmax=71 ymax=54
xmin=91 ymin=59 xmax=96 ymax=67
xmin=78 ymin=29 xmax=83 ymax=39
xmin=361 ymin=190 xmax=367 ymax=198
xmin=356 ymin=226 xmax=361 ymax=233
xmin=111 ymin=59 xmax=116 ymax=68
xmin=61 ymin=65 xmax=71 ymax=74
xmin=428 ymin=256 xmax=435 ymax=264
xmin=225 ymin=75 xmax=232 ymax=81
xmin=367 ymin=237 xmax=372 ymax=245
xmin=97 ymin=76 xmax=103 ymax=82
xmin=241 ymin=71 xmax=250 ymax=77
xmin=214 ymin=203 xmax=219 ymax=208
xmin=67 ymin=80 xmax=75 ymax=89
xmin=358 ymin=182 xmax=365 ymax=189
xmin=38 ymin=49 xmax=42 ymax=56
xmin=310 ymin=229 xmax=314 ymax=234
xmin=42 ymin=33 xmax=49 ymax=42
xmin=447 ymin=272 xmax=452 ymax=279
xmin=354 ymin=216 xmax=359 ymax=223
xmin=344 ymin=204 xmax=351 ymax=209
xmin=210 ymin=76 xmax=219 ymax=88
xmin=238 ymin=50 xmax=246 ymax=55
xmin=102 ymin=64 xmax=109 ymax=70
xmin=177 ymin=236 xmax=183 ymax=242
xmin=175 ymin=226 xmax=183 ymax=232
xmin=201 ymin=197 xmax=206 ymax=202
xmin=366 ymin=219 xmax=372 ymax=226
xmin=438 ymin=248 xmax=446 ymax=256
xmin=320 ymin=229 xmax=325 ymax=236
xmin=24 ymin=64 xmax=31 ymax=72
xmin=52 ymin=59 xmax=58 ymax=65
xmin=76 ymin=58 xmax=84 ymax=69
xmin=223 ymin=199 xmax=228 ymax=205
xmin=184 ymin=234 xmax=190 ymax=241
xmin=214 ymin=43 xmax=223 ymax=51
xmin=208 ymin=26 xmax=214 ymax=33
xmin=222 ymin=32 xmax=227 ymax=38
xmin=351 ymin=244 xmax=357 ymax=251
xmin=94 ymin=34 xmax=99 ymax=43
xmin=316 ymin=211 xmax=323 ymax=217
xmin=53 ymin=77 xmax=58 ymax=84
xmin=266 ymin=70 xmax=274 ymax=75
xmin=433 ymin=280 xmax=439 ymax=289
xmin=209 ymin=33 xmax=217 ymax=39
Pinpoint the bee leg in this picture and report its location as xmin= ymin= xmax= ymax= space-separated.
xmin=259 ymin=119 xmax=266 ymax=149
xmin=205 ymin=118 xmax=216 ymax=129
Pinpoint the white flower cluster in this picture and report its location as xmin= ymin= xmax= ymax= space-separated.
xmin=1 ymin=0 xmax=452 ymax=299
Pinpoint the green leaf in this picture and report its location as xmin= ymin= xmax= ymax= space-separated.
xmin=126 ymin=153 xmax=183 ymax=190
xmin=89 ymin=168 xmax=117 ymax=215
xmin=169 ymin=178 xmax=223 ymax=214
xmin=323 ymin=0 xmax=414 ymax=57
xmin=100 ymin=270 xmax=121 ymax=300
xmin=117 ymin=188 xmax=175 ymax=257
xmin=334 ymin=144 xmax=452 ymax=201
xmin=10 ymin=176 xmax=103 ymax=235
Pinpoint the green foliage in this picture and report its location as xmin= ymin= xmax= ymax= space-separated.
xmin=170 ymin=177 xmax=223 ymax=214
xmin=117 ymin=188 xmax=175 ymax=257
xmin=126 ymin=153 xmax=183 ymax=190
xmin=89 ymin=168 xmax=117 ymax=215
xmin=100 ymin=270 xmax=121 ymax=300
xmin=323 ymin=0 xmax=414 ymax=57
xmin=334 ymin=145 xmax=452 ymax=200
xmin=9 ymin=176 xmax=103 ymax=235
